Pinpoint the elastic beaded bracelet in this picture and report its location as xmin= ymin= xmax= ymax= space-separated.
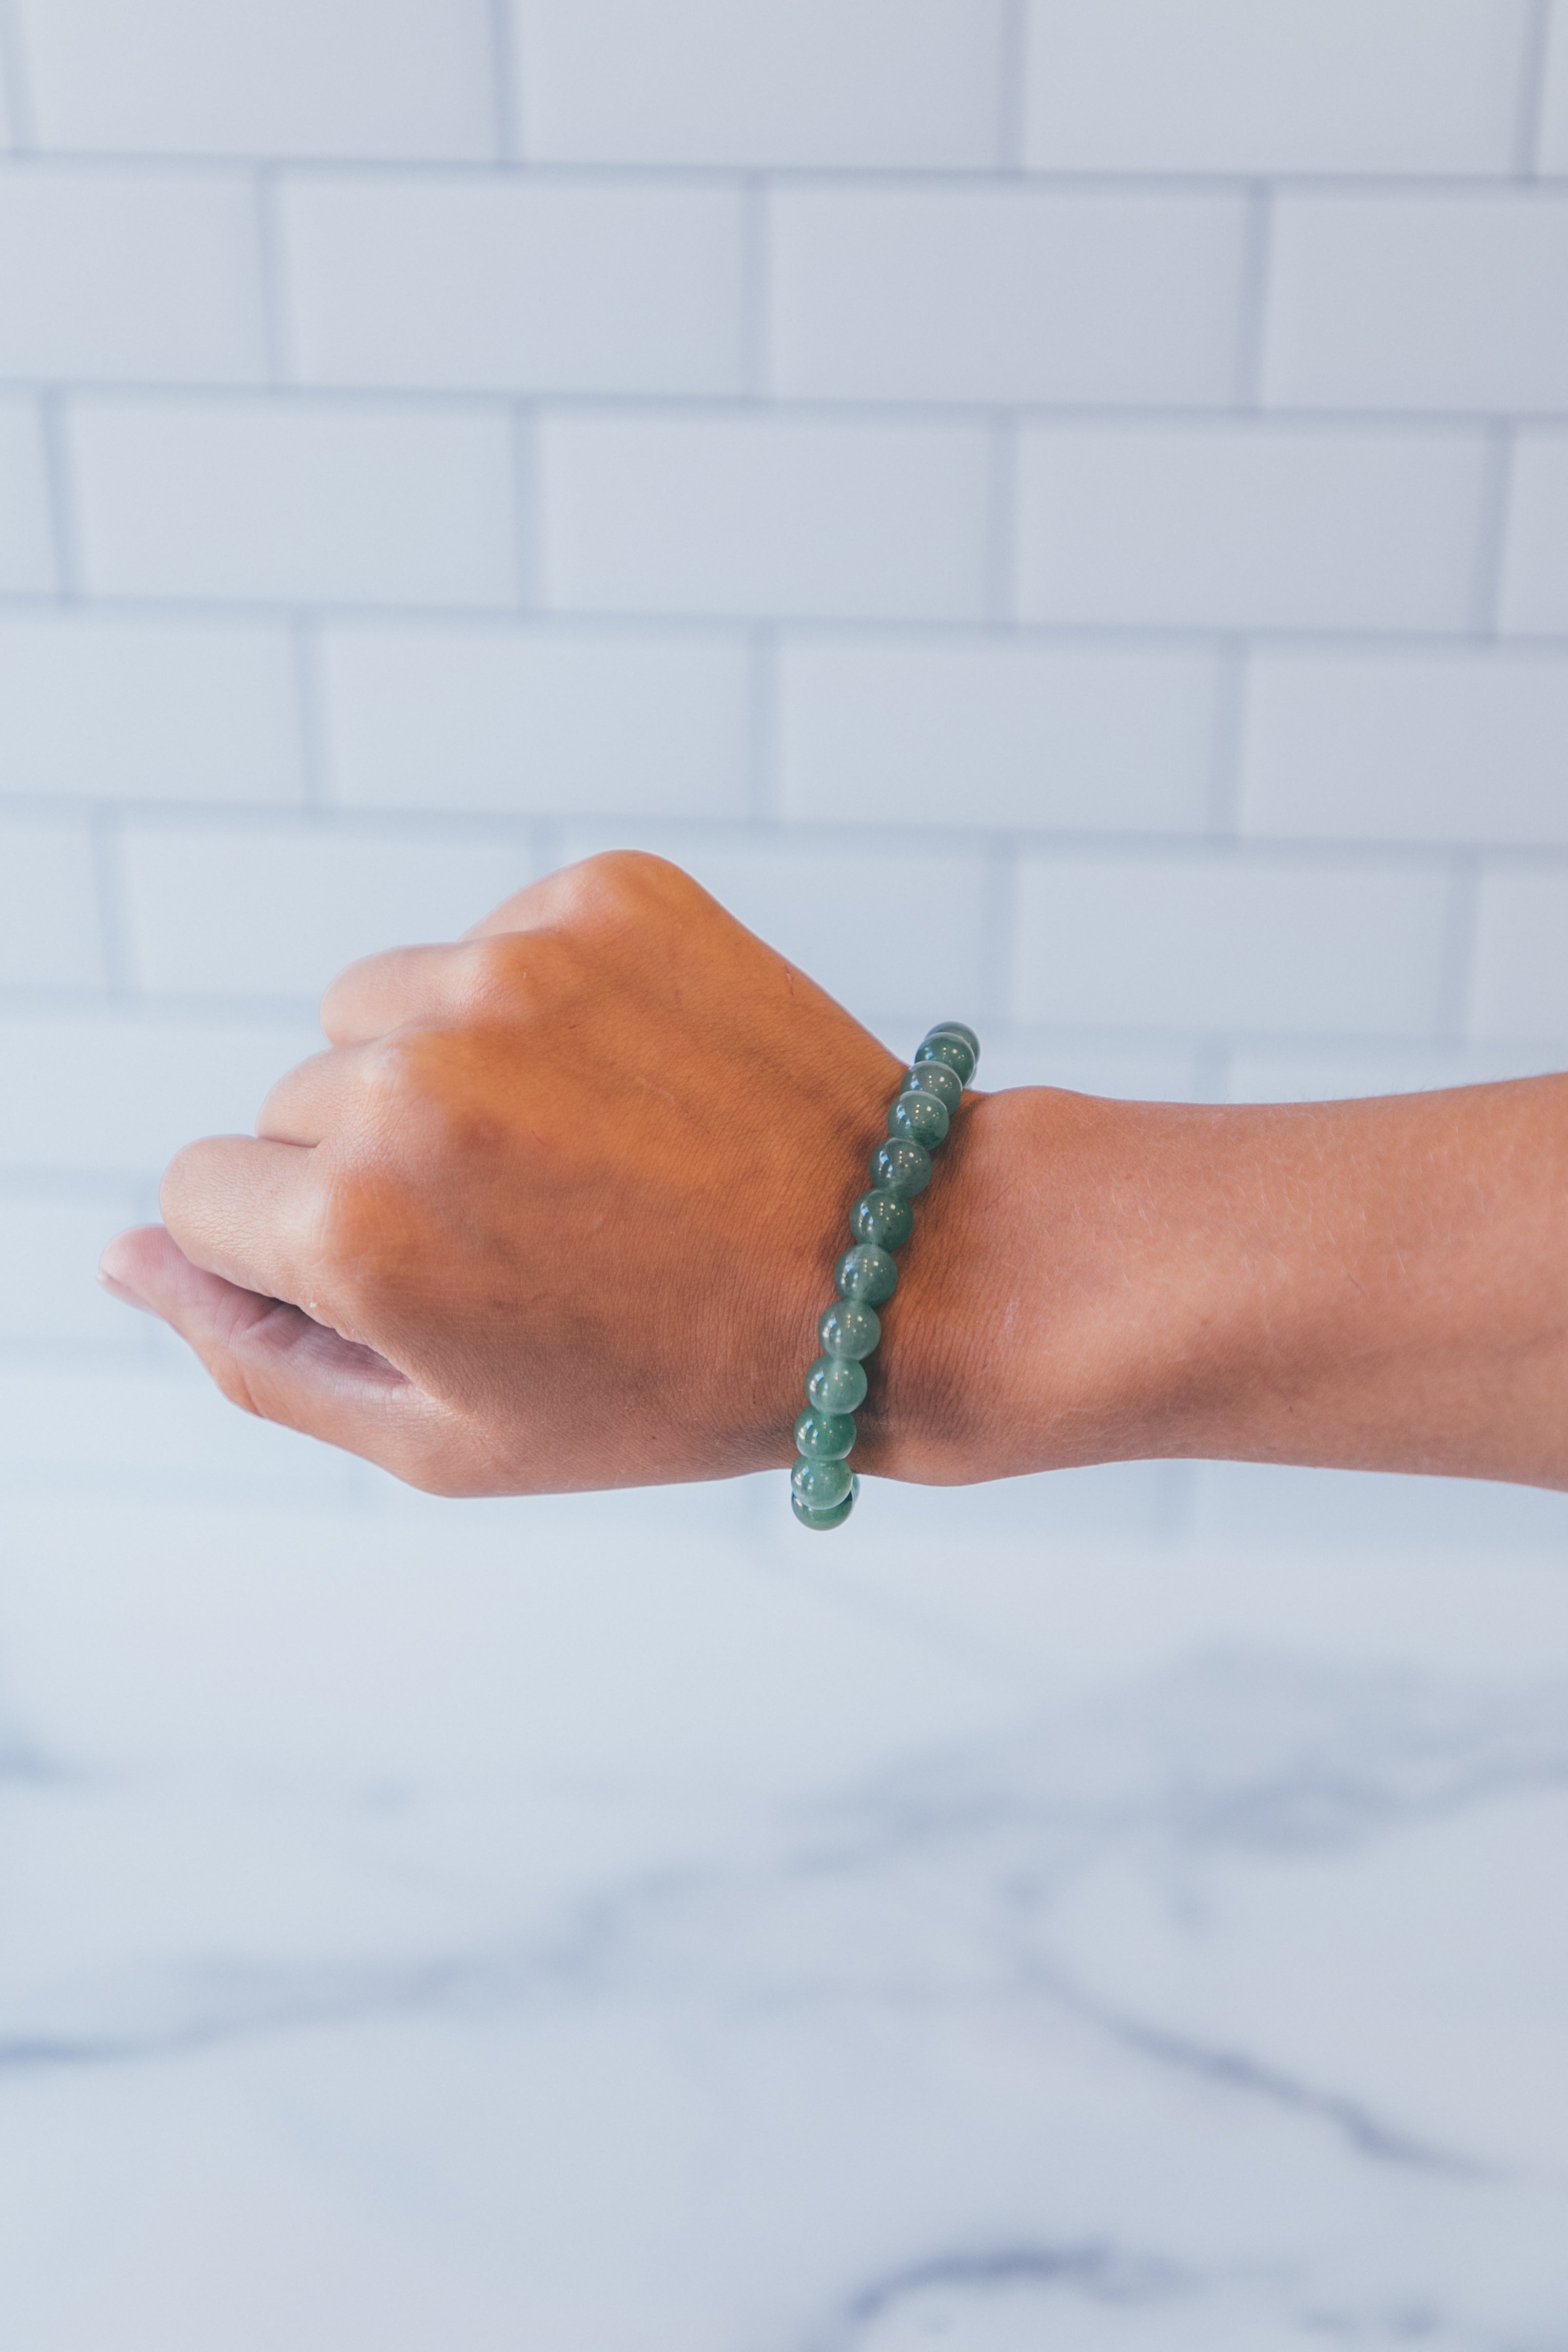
xmin=790 ymin=1022 xmax=979 ymax=1532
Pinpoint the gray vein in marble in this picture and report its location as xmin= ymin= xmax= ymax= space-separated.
xmin=7 ymin=1660 xmax=1545 ymax=2208
xmin=811 ymin=2242 xmax=1191 ymax=2351
xmin=1031 ymin=1963 xmax=1493 ymax=2177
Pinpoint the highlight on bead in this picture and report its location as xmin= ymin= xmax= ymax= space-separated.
xmin=789 ymin=1022 xmax=978 ymax=1531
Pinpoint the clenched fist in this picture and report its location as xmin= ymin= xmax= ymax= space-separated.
xmin=97 ymin=853 xmax=996 ymax=1495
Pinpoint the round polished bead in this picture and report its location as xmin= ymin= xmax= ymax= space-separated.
xmin=791 ymin=1475 xmax=858 ymax=1531
xmin=915 ymin=1031 xmax=976 ymax=1087
xmin=835 ymin=1242 xmax=897 ymax=1305
xmin=887 ymin=1090 xmax=949 ymax=1151
xmin=818 ymin=1297 xmax=880 ymax=1360
xmin=929 ymin=1020 xmax=980 ymax=1061
xmin=791 ymin=1453 xmax=853 ymax=1511
xmin=850 ymin=1186 xmax=914 ymax=1251
xmin=795 ymin=1404 xmax=856 ymax=1461
xmin=870 ymin=1137 xmax=932 ymax=1196
xmin=900 ymin=1060 xmax=963 ymax=1116
xmin=806 ymin=1353 xmax=867 ymax=1414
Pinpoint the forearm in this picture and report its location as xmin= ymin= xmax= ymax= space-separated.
xmin=869 ymin=1076 xmax=1568 ymax=1494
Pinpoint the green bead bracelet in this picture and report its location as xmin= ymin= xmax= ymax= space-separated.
xmin=790 ymin=1022 xmax=979 ymax=1532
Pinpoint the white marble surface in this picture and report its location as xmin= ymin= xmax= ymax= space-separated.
xmin=4 ymin=1476 xmax=1568 ymax=2350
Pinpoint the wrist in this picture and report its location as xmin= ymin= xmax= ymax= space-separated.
xmin=855 ymin=1084 xmax=1127 ymax=1482
xmin=857 ymin=1086 xmax=1245 ymax=1486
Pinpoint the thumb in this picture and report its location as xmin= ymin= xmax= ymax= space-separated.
xmin=98 ymin=1226 xmax=459 ymax=1489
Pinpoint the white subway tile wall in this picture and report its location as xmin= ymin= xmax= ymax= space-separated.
xmin=0 ymin=167 xmax=267 ymax=383
xmin=69 ymin=399 xmax=521 ymax=605
xmin=776 ymin=639 xmax=1220 ymax=833
xmin=1014 ymin=424 xmax=1489 ymax=632
xmin=0 ymin=817 xmax=103 ymax=986
xmin=509 ymin=0 xmax=1010 ymax=169
xmin=1544 ymin=4 xmax=1568 ymax=172
xmin=0 ymin=394 xmax=55 ymax=590
xmin=1013 ymin=852 xmax=1455 ymax=1038
xmin=768 ymin=187 xmax=1249 ymax=407
xmin=118 ymin=824 xmax=536 ymax=998
xmin=0 ymin=615 xmax=304 ymax=801
xmin=1262 ymin=193 xmax=1568 ymax=413
xmin=319 ymin=625 xmax=750 ymax=817
xmin=1499 ymin=431 xmax=1568 ymax=631
xmin=12 ymin=0 xmax=498 ymax=160
xmin=1238 ymin=653 xmax=1568 ymax=847
xmin=1021 ymin=0 xmax=1532 ymax=174
xmin=0 ymin=0 xmax=1564 ymax=1543
xmin=280 ymin=177 xmax=749 ymax=396
xmin=536 ymin=413 xmax=992 ymax=620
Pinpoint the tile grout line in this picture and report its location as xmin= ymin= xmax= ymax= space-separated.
xmin=510 ymin=401 xmax=540 ymax=611
xmin=746 ymin=628 xmax=779 ymax=823
xmin=740 ymin=175 xmax=771 ymax=399
xmin=1205 ymin=640 xmax=1250 ymax=837
xmin=996 ymin=0 xmax=1030 ymax=172
xmin=289 ymin=615 xmax=330 ymax=808
xmin=978 ymin=837 xmax=1018 ymax=1031
xmin=36 ymin=387 xmax=81 ymax=599
xmin=253 ymin=166 xmax=291 ymax=387
xmin=1514 ymin=0 xmax=1555 ymax=178
xmin=11 ymin=380 xmax=1568 ymax=435
xmin=87 ymin=810 xmax=133 ymax=996
xmin=488 ymin=0 xmax=521 ymax=164
xmin=1468 ymin=422 xmax=1516 ymax=637
xmin=0 ymin=0 xmax=34 ymax=152
xmin=984 ymin=414 xmax=1019 ymax=627
xmin=1435 ymin=852 xmax=1483 ymax=1044
xmin=2 ymin=587 xmax=1565 ymax=653
xmin=1230 ymin=181 xmax=1272 ymax=409
xmin=5 ymin=148 xmax=1568 ymax=190
xmin=8 ymin=792 xmax=1568 ymax=870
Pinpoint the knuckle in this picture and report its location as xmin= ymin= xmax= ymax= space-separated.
xmin=574 ymin=848 xmax=689 ymax=918
xmin=461 ymin=931 xmax=535 ymax=1005
xmin=158 ymin=1135 xmax=224 ymax=1229
xmin=318 ymin=948 xmax=384 ymax=1028
xmin=347 ymin=1030 xmax=454 ymax=1139
xmin=307 ymin=1177 xmax=363 ymax=1269
xmin=257 ymin=1048 xmax=327 ymax=1132
xmin=539 ymin=849 xmax=697 ymax=938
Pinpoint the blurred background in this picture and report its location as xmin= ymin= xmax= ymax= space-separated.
xmin=3 ymin=6 xmax=1568 ymax=2348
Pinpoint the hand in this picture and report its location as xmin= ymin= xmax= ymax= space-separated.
xmin=99 ymin=853 xmax=949 ymax=1496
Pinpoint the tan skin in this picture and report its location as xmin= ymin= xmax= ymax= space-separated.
xmin=99 ymin=851 xmax=1568 ymax=1499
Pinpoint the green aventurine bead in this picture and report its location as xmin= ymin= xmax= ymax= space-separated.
xmin=795 ymin=1404 xmax=856 ymax=1460
xmin=870 ymin=1136 xmax=932 ymax=1195
xmin=887 ymin=1089 xmax=949 ymax=1150
xmin=791 ymin=1475 xmax=859 ymax=1531
xmin=806 ymin=1354 xmax=867 ymax=1414
xmin=818 ymin=1297 xmax=880 ymax=1359
xmin=930 ymin=1021 xmax=980 ymax=1061
xmin=916 ymin=1031 xmax=977 ymax=1087
xmin=851 ymin=1185 xmax=914 ymax=1251
xmin=900 ymin=1060 xmax=963 ymax=1116
xmin=792 ymin=1454 xmax=853 ymax=1511
xmin=835 ymin=1242 xmax=897 ymax=1305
